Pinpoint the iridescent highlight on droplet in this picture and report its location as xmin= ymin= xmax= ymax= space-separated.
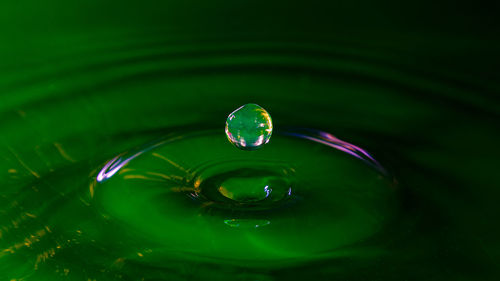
xmin=225 ymin=103 xmax=273 ymax=150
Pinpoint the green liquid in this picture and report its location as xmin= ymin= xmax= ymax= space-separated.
xmin=1 ymin=3 xmax=499 ymax=280
xmin=93 ymin=130 xmax=393 ymax=265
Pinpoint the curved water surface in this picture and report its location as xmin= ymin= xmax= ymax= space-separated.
xmin=0 ymin=35 xmax=498 ymax=280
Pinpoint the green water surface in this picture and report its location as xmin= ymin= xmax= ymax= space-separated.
xmin=1 ymin=1 xmax=499 ymax=280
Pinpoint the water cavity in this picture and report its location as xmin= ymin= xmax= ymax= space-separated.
xmin=92 ymin=128 xmax=394 ymax=262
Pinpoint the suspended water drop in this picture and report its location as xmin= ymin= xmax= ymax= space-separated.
xmin=225 ymin=103 xmax=273 ymax=150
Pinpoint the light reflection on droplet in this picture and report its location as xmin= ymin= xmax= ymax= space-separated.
xmin=225 ymin=103 xmax=273 ymax=150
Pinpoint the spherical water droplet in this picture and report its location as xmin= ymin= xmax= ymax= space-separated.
xmin=225 ymin=103 xmax=273 ymax=150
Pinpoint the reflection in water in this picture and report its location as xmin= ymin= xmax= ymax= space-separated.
xmin=97 ymin=154 xmax=138 ymax=182
xmin=0 ymin=37 xmax=498 ymax=281
xmin=224 ymin=219 xmax=271 ymax=228
xmin=283 ymin=128 xmax=387 ymax=175
xmin=89 ymin=129 xmax=394 ymax=270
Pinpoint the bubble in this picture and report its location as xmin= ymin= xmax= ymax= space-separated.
xmin=225 ymin=103 xmax=273 ymax=150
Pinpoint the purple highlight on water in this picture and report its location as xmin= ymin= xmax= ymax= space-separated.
xmin=96 ymin=151 xmax=143 ymax=182
xmin=96 ymin=133 xmax=187 ymax=183
xmin=319 ymin=131 xmax=377 ymax=162
xmin=282 ymin=130 xmax=387 ymax=175
xmin=264 ymin=185 xmax=271 ymax=198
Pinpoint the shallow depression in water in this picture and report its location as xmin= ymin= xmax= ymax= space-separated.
xmin=91 ymin=128 xmax=396 ymax=264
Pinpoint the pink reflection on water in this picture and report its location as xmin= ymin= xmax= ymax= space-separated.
xmin=96 ymin=152 xmax=144 ymax=182
xmin=284 ymin=129 xmax=386 ymax=175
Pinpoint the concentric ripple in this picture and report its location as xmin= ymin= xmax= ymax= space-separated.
xmin=91 ymin=128 xmax=395 ymax=264
xmin=1 ymin=31 xmax=497 ymax=281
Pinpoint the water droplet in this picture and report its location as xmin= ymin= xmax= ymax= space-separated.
xmin=225 ymin=103 xmax=273 ymax=150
